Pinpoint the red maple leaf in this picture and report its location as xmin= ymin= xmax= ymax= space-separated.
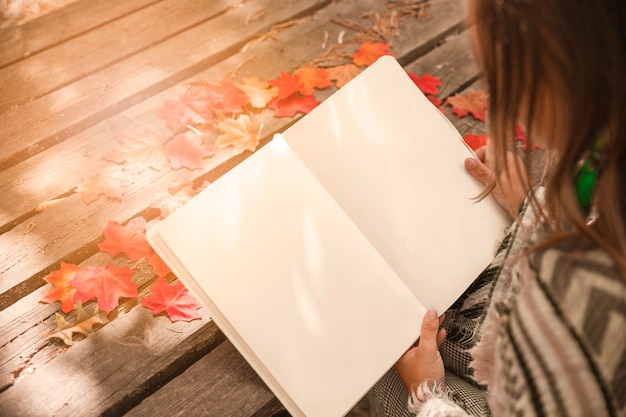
xmin=268 ymin=93 xmax=320 ymax=117
xmin=408 ymin=73 xmax=442 ymax=96
xmin=180 ymin=84 xmax=219 ymax=123
xmin=141 ymin=278 xmax=201 ymax=322
xmin=168 ymin=132 xmax=215 ymax=170
xmin=352 ymin=42 xmax=392 ymax=67
xmin=295 ymin=65 xmax=332 ymax=95
xmin=148 ymin=252 xmax=172 ymax=278
xmin=98 ymin=217 xmax=154 ymax=261
xmin=41 ymin=262 xmax=83 ymax=313
xmin=326 ymin=64 xmax=362 ymax=88
xmin=267 ymin=72 xmax=303 ymax=100
xmin=180 ymin=79 xmax=249 ymax=120
xmin=75 ymin=168 xmax=131 ymax=204
xmin=463 ymin=133 xmax=489 ymax=151
xmin=157 ymin=100 xmax=206 ymax=132
xmin=446 ymin=88 xmax=489 ymax=121
xmin=427 ymin=95 xmax=443 ymax=107
xmin=71 ymin=264 xmax=138 ymax=313
xmin=214 ymin=78 xmax=250 ymax=114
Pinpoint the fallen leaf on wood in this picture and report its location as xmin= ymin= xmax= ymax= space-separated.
xmin=71 ymin=264 xmax=138 ymax=313
xmin=41 ymin=262 xmax=82 ymax=313
xmin=408 ymin=73 xmax=442 ymax=96
xmin=515 ymin=124 xmax=543 ymax=150
xmin=351 ymin=41 xmax=392 ymax=66
xmin=104 ymin=129 xmax=170 ymax=173
xmin=150 ymin=181 xmax=208 ymax=218
xmin=141 ymin=278 xmax=201 ymax=322
xmin=98 ymin=217 xmax=154 ymax=261
xmin=326 ymin=64 xmax=362 ymax=88
xmin=46 ymin=301 xmax=109 ymax=346
xmin=268 ymin=93 xmax=320 ymax=118
xmin=235 ymin=77 xmax=278 ymax=109
xmin=215 ymin=114 xmax=261 ymax=153
xmin=74 ymin=168 xmax=132 ymax=204
xmin=463 ymin=133 xmax=489 ymax=151
xmin=148 ymin=252 xmax=172 ymax=278
xmin=268 ymin=71 xmax=303 ymax=100
xmin=168 ymin=132 xmax=215 ymax=170
xmin=446 ymin=88 xmax=489 ymax=121
xmin=157 ymin=100 xmax=207 ymax=133
xmin=295 ymin=65 xmax=332 ymax=95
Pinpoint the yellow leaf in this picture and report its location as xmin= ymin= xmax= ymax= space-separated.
xmin=215 ymin=114 xmax=261 ymax=154
xmin=235 ymin=77 xmax=278 ymax=109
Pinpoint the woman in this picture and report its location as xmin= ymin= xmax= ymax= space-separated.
xmin=373 ymin=0 xmax=626 ymax=415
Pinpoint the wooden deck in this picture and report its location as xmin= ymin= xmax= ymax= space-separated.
xmin=0 ymin=1 xmax=484 ymax=415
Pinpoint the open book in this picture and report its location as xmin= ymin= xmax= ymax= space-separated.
xmin=147 ymin=56 xmax=509 ymax=417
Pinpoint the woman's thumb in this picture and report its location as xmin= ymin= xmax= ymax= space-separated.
xmin=464 ymin=157 xmax=491 ymax=186
xmin=420 ymin=309 xmax=441 ymax=347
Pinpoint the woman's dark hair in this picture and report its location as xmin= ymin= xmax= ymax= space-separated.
xmin=469 ymin=0 xmax=626 ymax=274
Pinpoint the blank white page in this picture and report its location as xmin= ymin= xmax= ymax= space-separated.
xmin=149 ymin=137 xmax=424 ymax=417
xmin=283 ymin=56 xmax=510 ymax=312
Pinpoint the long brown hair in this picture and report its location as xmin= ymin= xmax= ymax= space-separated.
xmin=469 ymin=0 xmax=626 ymax=275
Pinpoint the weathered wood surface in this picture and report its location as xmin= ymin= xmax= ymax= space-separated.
xmin=0 ymin=0 xmax=483 ymax=415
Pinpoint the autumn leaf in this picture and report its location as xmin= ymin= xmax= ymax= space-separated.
xmin=151 ymin=181 xmax=209 ymax=218
xmin=446 ymin=88 xmax=489 ymax=121
xmin=268 ymin=93 xmax=320 ymax=118
xmin=148 ymin=252 xmax=172 ymax=278
xmin=46 ymin=301 xmax=109 ymax=346
xmin=426 ymin=95 xmax=443 ymax=108
xmin=71 ymin=264 xmax=139 ymax=313
xmin=215 ymin=114 xmax=261 ymax=153
xmin=168 ymin=132 xmax=215 ymax=170
xmin=180 ymin=79 xmax=249 ymax=121
xmin=267 ymin=72 xmax=303 ymax=100
xmin=327 ymin=64 xmax=362 ymax=88
xmin=352 ymin=42 xmax=392 ymax=67
xmin=157 ymin=100 xmax=207 ymax=132
xmin=104 ymin=129 xmax=170 ymax=173
xmin=75 ymin=168 xmax=131 ymax=204
xmin=463 ymin=133 xmax=488 ymax=151
xmin=141 ymin=278 xmax=201 ymax=322
xmin=235 ymin=77 xmax=278 ymax=109
xmin=295 ymin=65 xmax=332 ymax=96
xmin=98 ymin=217 xmax=154 ymax=261
xmin=408 ymin=73 xmax=442 ymax=96
xmin=41 ymin=262 xmax=83 ymax=313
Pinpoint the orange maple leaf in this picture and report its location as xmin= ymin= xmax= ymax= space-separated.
xmin=352 ymin=42 xmax=392 ymax=67
xmin=98 ymin=217 xmax=154 ymax=261
xmin=215 ymin=114 xmax=261 ymax=153
xmin=168 ymin=132 xmax=215 ymax=170
xmin=463 ymin=133 xmax=489 ymax=151
xmin=148 ymin=252 xmax=172 ymax=278
xmin=267 ymin=72 xmax=303 ymax=100
xmin=141 ymin=278 xmax=201 ymax=322
xmin=104 ymin=129 xmax=170 ymax=173
xmin=268 ymin=93 xmax=320 ymax=118
xmin=235 ymin=77 xmax=278 ymax=109
xmin=75 ymin=168 xmax=131 ymax=204
xmin=446 ymin=88 xmax=489 ymax=121
xmin=295 ymin=65 xmax=332 ymax=96
xmin=41 ymin=262 xmax=83 ymax=313
xmin=70 ymin=264 xmax=138 ymax=313
xmin=326 ymin=64 xmax=362 ymax=88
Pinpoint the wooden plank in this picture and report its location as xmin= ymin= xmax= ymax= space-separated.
xmin=0 ymin=311 xmax=224 ymax=416
xmin=125 ymin=341 xmax=276 ymax=417
xmin=0 ymin=0 xmax=160 ymax=68
xmin=0 ymin=30 xmax=483 ymax=406
xmin=0 ymin=0 xmax=331 ymax=168
xmin=0 ymin=0 xmax=468 ymax=309
xmin=0 ymin=0 xmax=241 ymax=115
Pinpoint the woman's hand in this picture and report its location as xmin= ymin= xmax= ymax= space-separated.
xmin=394 ymin=310 xmax=446 ymax=393
xmin=464 ymin=144 xmax=530 ymax=218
